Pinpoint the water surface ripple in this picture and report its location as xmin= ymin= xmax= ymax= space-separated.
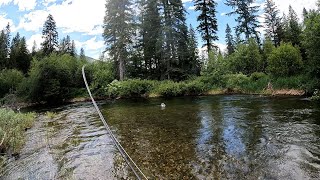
xmin=2 ymin=95 xmax=320 ymax=179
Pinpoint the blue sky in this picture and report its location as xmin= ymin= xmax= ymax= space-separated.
xmin=0 ymin=0 xmax=318 ymax=59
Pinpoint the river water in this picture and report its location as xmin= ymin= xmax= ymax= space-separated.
xmin=1 ymin=95 xmax=320 ymax=179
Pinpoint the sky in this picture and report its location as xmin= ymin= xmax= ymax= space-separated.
xmin=0 ymin=0 xmax=318 ymax=59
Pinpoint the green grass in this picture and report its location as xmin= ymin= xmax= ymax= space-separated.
xmin=0 ymin=109 xmax=35 ymax=155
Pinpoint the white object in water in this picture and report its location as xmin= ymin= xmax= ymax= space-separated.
xmin=161 ymin=103 xmax=166 ymax=108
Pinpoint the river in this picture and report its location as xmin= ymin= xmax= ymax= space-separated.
xmin=1 ymin=95 xmax=320 ymax=179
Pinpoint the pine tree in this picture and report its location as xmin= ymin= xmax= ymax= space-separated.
xmin=16 ymin=37 xmax=31 ymax=73
xmin=31 ymin=40 xmax=37 ymax=56
xmin=287 ymin=5 xmax=302 ymax=47
xmin=303 ymin=8 xmax=308 ymax=20
xmin=41 ymin=14 xmax=59 ymax=56
xmin=9 ymin=33 xmax=31 ymax=73
xmin=80 ymin=48 xmax=86 ymax=60
xmin=70 ymin=40 xmax=76 ymax=57
xmin=187 ymin=25 xmax=200 ymax=75
xmin=225 ymin=24 xmax=235 ymax=55
xmin=225 ymin=0 xmax=261 ymax=44
xmin=103 ymin=0 xmax=134 ymax=81
xmin=161 ymin=0 xmax=189 ymax=80
xmin=264 ymin=0 xmax=281 ymax=46
xmin=9 ymin=32 xmax=20 ymax=69
xmin=141 ymin=0 xmax=162 ymax=79
xmin=193 ymin=0 xmax=219 ymax=52
xmin=0 ymin=30 xmax=7 ymax=69
xmin=0 ymin=24 xmax=11 ymax=69
xmin=4 ymin=23 xmax=10 ymax=59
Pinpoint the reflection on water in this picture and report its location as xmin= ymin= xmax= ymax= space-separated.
xmin=2 ymin=95 xmax=320 ymax=179
xmin=104 ymin=95 xmax=320 ymax=179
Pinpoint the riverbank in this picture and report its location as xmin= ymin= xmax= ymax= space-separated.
xmin=0 ymin=109 xmax=35 ymax=172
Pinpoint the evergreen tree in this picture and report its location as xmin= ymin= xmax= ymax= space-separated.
xmin=80 ymin=48 xmax=86 ymax=60
xmin=187 ymin=25 xmax=200 ymax=75
xmin=264 ymin=0 xmax=281 ymax=46
xmin=16 ymin=37 xmax=31 ymax=73
xmin=103 ymin=0 xmax=134 ymax=81
xmin=41 ymin=14 xmax=59 ymax=56
xmin=193 ymin=0 xmax=219 ymax=52
xmin=4 ymin=23 xmax=10 ymax=59
xmin=161 ymin=0 xmax=189 ymax=80
xmin=0 ymin=24 xmax=10 ymax=69
xmin=303 ymin=8 xmax=308 ymax=21
xmin=225 ymin=0 xmax=261 ymax=44
xmin=70 ymin=40 xmax=76 ymax=57
xmin=9 ymin=33 xmax=31 ymax=73
xmin=31 ymin=40 xmax=37 ymax=56
xmin=141 ymin=0 xmax=162 ymax=79
xmin=287 ymin=5 xmax=302 ymax=47
xmin=9 ymin=32 xmax=20 ymax=69
xmin=225 ymin=24 xmax=235 ymax=55
xmin=0 ymin=31 xmax=7 ymax=69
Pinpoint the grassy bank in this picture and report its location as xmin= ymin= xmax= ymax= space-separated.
xmin=0 ymin=109 xmax=35 ymax=168
xmin=96 ymin=73 xmax=307 ymax=99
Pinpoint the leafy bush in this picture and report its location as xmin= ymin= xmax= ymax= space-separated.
xmin=87 ymin=60 xmax=115 ymax=96
xmin=0 ymin=69 xmax=24 ymax=98
xmin=154 ymin=81 xmax=185 ymax=97
xmin=106 ymin=79 xmax=156 ymax=97
xmin=268 ymin=43 xmax=303 ymax=77
xmin=19 ymin=54 xmax=82 ymax=103
xmin=250 ymin=72 xmax=268 ymax=81
xmin=184 ymin=79 xmax=209 ymax=95
xmin=224 ymin=73 xmax=250 ymax=90
xmin=228 ymin=39 xmax=262 ymax=75
xmin=272 ymin=75 xmax=306 ymax=89
xmin=0 ymin=108 xmax=35 ymax=155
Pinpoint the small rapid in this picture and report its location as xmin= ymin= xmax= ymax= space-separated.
xmin=1 ymin=103 xmax=128 ymax=179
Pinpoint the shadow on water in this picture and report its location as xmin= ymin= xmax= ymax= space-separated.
xmin=2 ymin=95 xmax=320 ymax=179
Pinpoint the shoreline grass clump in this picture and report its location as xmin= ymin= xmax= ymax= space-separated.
xmin=0 ymin=109 xmax=35 ymax=156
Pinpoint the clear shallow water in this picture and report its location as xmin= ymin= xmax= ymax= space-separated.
xmin=2 ymin=95 xmax=320 ymax=179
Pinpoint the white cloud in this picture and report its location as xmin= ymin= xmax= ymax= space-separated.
xmin=74 ymin=37 xmax=104 ymax=59
xmin=273 ymin=0 xmax=317 ymax=20
xmin=0 ymin=0 xmax=37 ymax=11
xmin=26 ymin=34 xmax=43 ymax=52
xmin=47 ymin=0 xmax=105 ymax=35
xmin=17 ymin=0 xmax=105 ymax=35
xmin=17 ymin=10 xmax=48 ymax=32
xmin=0 ymin=14 xmax=17 ymax=31
xmin=14 ymin=0 xmax=37 ymax=11
xmin=0 ymin=0 xmax=11 ymax=6
xmin=42 ymin=0 xmax=56 ymax=6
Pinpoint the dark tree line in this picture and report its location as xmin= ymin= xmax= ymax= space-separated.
xmin=103 ymin=0 xmax=204 ymax=81
xmin=0 ymin=14 xmax=85 ymax=74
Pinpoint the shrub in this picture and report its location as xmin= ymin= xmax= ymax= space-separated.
xmin=250 ymin=72 xmax=268 ymax=81
xmin=106 ymin=79 xmax=155 ymax=97
xmin=0 ymin=108 xmax=35 ymax=155
xmin=267 ymin=43 xmax=303 ymax=77
xmin=184 ymin=79 xmax=209 ymax=95
xmin=19 ymin=54 xmax=82 ymax=104
xmin=228 ymin=39 xmax=263 ymax=75
xmin=272 ymin=75 xmax=306 ymax=89
xmin=224 ymin=73 xmax=250 ymax=90
xmin=154 ymin=81 xmax=185 ymax=97
xmin=87 ymin=60 xmax=115 ymax=96
xmin=0 ymin=69 xmax=24 ymax=98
